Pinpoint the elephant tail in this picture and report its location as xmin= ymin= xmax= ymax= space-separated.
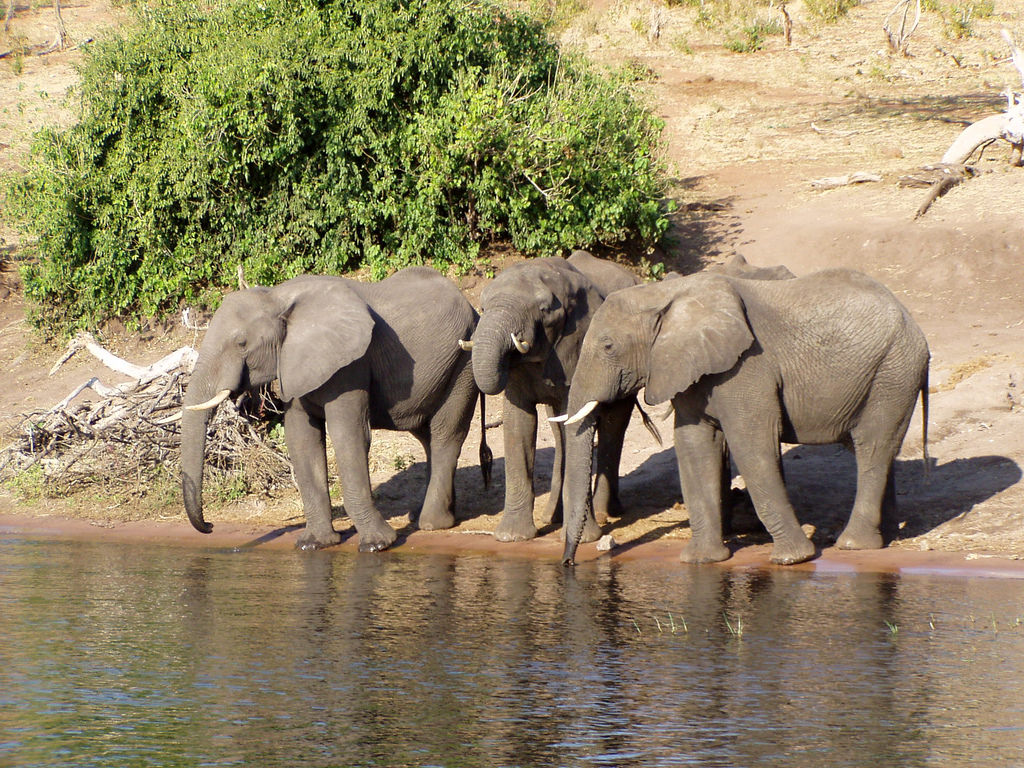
xmin=478 ymin=391 xmax=493 ymax=489
xmin=920 ymin=365 xmax=930 ymax=480
xmin=634 ymin=398 xmax=663 ymax=447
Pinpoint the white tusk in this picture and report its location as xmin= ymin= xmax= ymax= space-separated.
xmin=549 ymin=414 xmax=568 ymax=423
xmin=185 ymin=389 xmax=232 ymax=411
xmin=458 ymin=339 xmax=474 ymax=351
xmin=564 ymin=400 xmax=599 ymax=425
xmin=511 ymin=332 xmax=530 ymax=354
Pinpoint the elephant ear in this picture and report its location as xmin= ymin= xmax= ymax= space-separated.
xmin=644 ymin=276 xmax=754 ymax=405
xmin=542 ymin=263 xmax=599 ymax=386
xmin=277 ymin=278 xmax=375 ymax=401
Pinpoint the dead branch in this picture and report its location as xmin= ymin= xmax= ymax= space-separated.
xmin=1 ymin=336 xmax=290 ymax=500
xmin=810 ymin=171 xmax=882 ymax=189
xmin=900 ymin=164 xmax=978 ymax=218
xmin=884 ymin=0 xmax=921 ymax=56
xmin=916 ymin=30 xmax=1024 ymax=217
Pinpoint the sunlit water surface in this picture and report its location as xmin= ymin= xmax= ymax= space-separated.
xmin=2 ymin=536 xmax=1024 ymax=767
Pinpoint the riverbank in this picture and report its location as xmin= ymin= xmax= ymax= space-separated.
xmin=3 ymin=0 xmax=1024 ymax=568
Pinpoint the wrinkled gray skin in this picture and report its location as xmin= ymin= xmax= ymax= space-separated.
xmin=561 ymin=268 xmax=930 ymax=566
xmin=471 ymin=250 xmax=640 ymax=542
xmin=181 ymin=267 xmax=480 ymax=552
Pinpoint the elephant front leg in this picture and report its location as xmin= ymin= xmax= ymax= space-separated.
xmin=592 ymin=398 xmax=631 ymax=524
xmin=674 ymin=418 xmax=731 ymax=564
xmin=495 ymin=393 xmax=540 ymax=542
xmin=285 ymin=401 xmax=342 ymax=551
xmin=722 ymin=421 xmax=815 ymax=565
xmin=325 ymin=395 xmax=397 ymax=553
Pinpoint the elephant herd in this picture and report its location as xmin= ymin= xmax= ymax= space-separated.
xmin=181 ymin=252 xmax=930 ymax=566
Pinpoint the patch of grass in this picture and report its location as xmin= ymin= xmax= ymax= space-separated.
xmin=804 ymin=0 xmax=860 ymax=23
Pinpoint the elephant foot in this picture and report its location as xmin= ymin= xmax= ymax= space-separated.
xmin=418 ymin=508 xmax=456 ymax=531
xmin=296 ymin=528 xmax=342 ymax=551
xmin=538 ymin=498 xmax=562 ymax=527
xmin=592 ymin=496 xmax=623 ymax=526
xmin=358 ymin=524 xmax=398 ymax=553
xmin=494 ymin=513 xmax=538 ymax=542
xmin=680 ymin=539 xmax=731 ymax=564
xmin=578 ymin=515 xmax=603 ymax=544
xmin=835 ymin=523 xmax=884 ymax=551
xmin=769 ymin=535 xmax=816 ymax=565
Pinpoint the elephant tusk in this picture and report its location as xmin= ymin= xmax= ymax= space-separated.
xmin=549 ymin=413 xmax=568 ymax=423
xmin=564 ymin=400 xmax=599 ymax=426
xmin=458 ymin=339 xmax=474 ymax=351
xmin=185 ymin=389 xmax=232 ymax=412
xmin=511 ymin=332 xmax=531 ymax=354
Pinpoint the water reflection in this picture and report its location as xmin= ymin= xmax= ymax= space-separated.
xmin=2 ymin=538 xmax=1023 ymax=767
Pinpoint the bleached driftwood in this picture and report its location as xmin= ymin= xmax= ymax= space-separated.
xmin=1 ymin=334 xmax=289 ymax=498
xmin=811 ymin=172 xmax=883 ymax=190
xmin=911 ymin=30 xmax=1024 ymax=218
xmin=939 ymin=30 xmax=1024 ymax=167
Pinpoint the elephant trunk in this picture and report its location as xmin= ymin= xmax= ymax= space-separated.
xmin=561 ymin=391 xmax=599 ymax=565
xmin=472 ymin=308 xmax=518 ymax=395
xmin=180 ymin=364 xmax=222 ymax=534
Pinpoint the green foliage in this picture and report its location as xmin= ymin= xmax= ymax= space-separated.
xmin=940 ymin=0 xmax=995 ymax=38
xmin=725 ymin=17 xmax=782 ymax=51
xmin=5 ymin=0 xmax=671 ymax=331
xmin=804 ymin=0 xmax=860 ymax=23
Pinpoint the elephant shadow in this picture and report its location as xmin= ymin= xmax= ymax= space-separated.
xmin=366 ymin=445 xmax=531 ymax=529
xmin=600 ymin=443 xmax=1023 ymax=552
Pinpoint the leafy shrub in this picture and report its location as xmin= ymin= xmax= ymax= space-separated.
xmin=6 ymin=0 xmax=671 ymax=330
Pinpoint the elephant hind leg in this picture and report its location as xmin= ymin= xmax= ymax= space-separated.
xmin=837 ymin=404 xmax=915 ymax=550
xmin=416 ymin=364 xmax=476 ymax=531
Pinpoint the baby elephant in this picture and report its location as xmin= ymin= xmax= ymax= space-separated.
xmin=560 ymin=268 xmax=930 ymax=566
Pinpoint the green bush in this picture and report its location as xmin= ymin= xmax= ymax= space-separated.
xmin=6 ymin=0 xmax=671 ymax=330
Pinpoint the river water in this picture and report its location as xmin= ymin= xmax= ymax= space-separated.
xmin=2 ymin=536 xmax=1023 ymax=767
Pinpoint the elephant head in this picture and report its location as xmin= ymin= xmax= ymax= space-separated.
xmin=559 ymin=275 xmax=755 ymax=563
xmin=180 ymin=276 xmax=374 ymax=534
xmin=471 ymin=258 xmax=599 ymax=396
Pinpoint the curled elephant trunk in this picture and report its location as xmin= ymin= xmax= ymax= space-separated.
xmin=180 ymin=373 xmax=226 ymax=534
xmin=472 ymin=309 xmax=517 ymax=395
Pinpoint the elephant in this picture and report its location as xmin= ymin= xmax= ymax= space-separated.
xmin=558 ymin=268 xmax=930 ymax=566
xmin=467 ymin=250 xmax=641 ymax=543
xmin=181 ymin=266 xmax=488 ymax=552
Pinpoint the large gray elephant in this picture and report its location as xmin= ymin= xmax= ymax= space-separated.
xmin=559 ymin=268 xmax=930 ymax=566
xmin=469 ymin=250 xmax=640 ymax=542
xmin=181 ymin=267 xmax=486 ymax=552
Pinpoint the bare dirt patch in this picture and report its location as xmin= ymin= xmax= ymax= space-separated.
xmin=2 ymin=1 xmax=1024 ymax=567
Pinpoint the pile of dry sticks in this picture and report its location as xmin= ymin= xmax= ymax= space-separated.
xmin=0 ymin=332 xmax=291 ymax=499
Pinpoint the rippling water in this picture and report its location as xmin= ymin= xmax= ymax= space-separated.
xmin=2 ymin=537 xmax=1023 ymax=767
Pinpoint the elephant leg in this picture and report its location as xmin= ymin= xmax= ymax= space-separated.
xmin=539 ymin=406 xmax=564 ymax=527
xmin=720 ymin=416 xmax=815 ymax=565
xmin=285 ymin=400 xmax=342 ymax=551
xmin=495 ymin=391 xmax=540 ymax=542
xmin=416 ymin=387 xmax=474 ymax=531
xmin=592 ymin=398 xmax=631 ymax=524
xmin=324 ymin=393 xmax=397 ymax=553
xmin=674 ymin=417 xmax=731 ymax=564
xmin=837 ymin=406 xmax=913 ymax=550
